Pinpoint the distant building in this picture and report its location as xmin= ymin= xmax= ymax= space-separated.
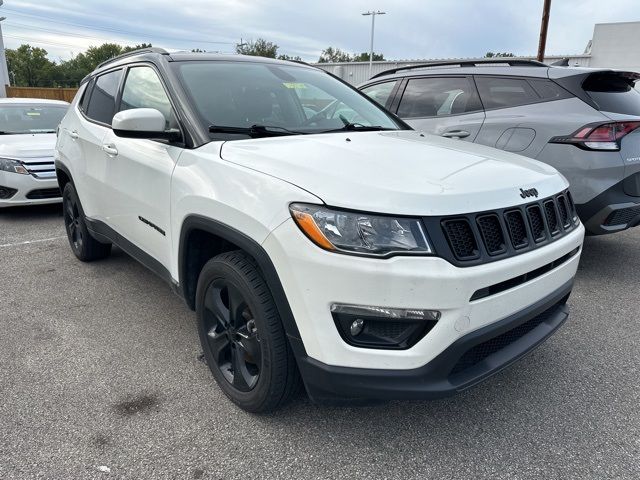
xmin=315 ymin=21 xmax=640 ymax=85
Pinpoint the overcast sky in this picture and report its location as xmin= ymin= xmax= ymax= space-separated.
xmin=2 ymin=0 xmax=640 ymax=62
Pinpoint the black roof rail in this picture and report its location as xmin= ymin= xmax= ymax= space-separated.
xmin=96 ymin=47 xmax=169 ymax=69
xmin=370 ymin=59 xmax=547 ymax=79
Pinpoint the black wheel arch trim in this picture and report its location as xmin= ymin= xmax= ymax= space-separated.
xmin=54 ymin=160 xmax=74 ymax=190
xmin=178 ymin=215 xmax=306 ymax=357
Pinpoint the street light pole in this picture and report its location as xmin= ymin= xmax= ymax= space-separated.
xmin=362 ymin=10 xmax=385 ymax=78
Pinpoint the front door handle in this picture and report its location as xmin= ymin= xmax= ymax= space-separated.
xmin=68 ymin=130 xmax=79 ymax=140
xmin=442 ymin=130 xmax=470 ymax=139
xmin=102 ymin=144 xmax=118 ymax=156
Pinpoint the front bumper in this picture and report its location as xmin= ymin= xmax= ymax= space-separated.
xmin=296 ymin=279 xmax=571 ymax=401
xmin=0 ymin=171 xmax=61 ymax=207
xmin=264 ymin=218 xmax=583 ymax=371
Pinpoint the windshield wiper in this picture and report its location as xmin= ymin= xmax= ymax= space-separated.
xmin=320 ymin=123 xmax=395 ymax=133
xmin=208 ymin=124 xmax=306 ymax=137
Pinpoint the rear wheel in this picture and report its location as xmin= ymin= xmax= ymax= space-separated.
xmin=196 ymin=251 xmax=299 ymax=412
xmin=62 ymin=183 xmax=111 ymax=261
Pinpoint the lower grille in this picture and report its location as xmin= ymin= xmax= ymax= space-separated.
xmin=604 ymin=206 xmax=640 ymax=226
xmin=450 ymin=300 xmax=565 ymax=376
xmin=25 ymin=188 xmax=61 ymax=199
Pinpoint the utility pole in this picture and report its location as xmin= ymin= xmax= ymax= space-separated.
xmin=0 ymin=0 xmax=9 ymax=97
xmin=362 ymin=10 xmax=385 ymax=78
xmin=537 ymin=0 xmax=552 ymax=62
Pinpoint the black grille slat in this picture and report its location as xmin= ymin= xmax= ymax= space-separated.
xmin=476 ymin=214 xmax=507 ymax=255
xmin=557 ymin=195 xmax=570 ymax=228
xmin=566 ymin=191 xmax=578 ymax=220
xmin=544 ymin=200 xmax=560 ymax=235
xmin=504 ymin=210 xmax=529 ymax=249
xmin=442 ymin=219 xmax=479 ymax=260
xmin=436 ymin=189 xmax=576 ymax=266
xmin=527 ymin=205 xmax=546 ymax=242
xmin=25 ymin=188 xmax=61 ymax=200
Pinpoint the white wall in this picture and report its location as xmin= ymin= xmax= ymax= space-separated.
xmin=589 ymin=22 xmax=640 ymax=73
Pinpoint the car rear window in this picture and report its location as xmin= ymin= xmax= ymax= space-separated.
xmin=475 ymin=77 xmax=540 ymax=109
xmin=583 ymin=73 xmax=640 ymax=116
xmin=396 ymin=77 xmax=482 ymax=118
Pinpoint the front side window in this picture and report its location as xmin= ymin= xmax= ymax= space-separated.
xmin=361 ymin=81 xmax=398 ymax=108
xmin=85 ymin=69 xmax=122 ymax=125
xmin=475 ymin=76 xmax=540 ymax=109
xmin=0 ymin=105 xmax=68 ymax=134
xmin=172 ymin=61 xmax=403 ymax=139
xmin=397 ymin=77 xmax=482 ymax=118
xmin=120 ymin=66 xmax=175 ymax=128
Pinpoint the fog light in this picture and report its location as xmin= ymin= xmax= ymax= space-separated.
xmin=331 ymin=303 xmax=440 ymax=350
xmin=350 ymin=319 xmax=365 ymax=336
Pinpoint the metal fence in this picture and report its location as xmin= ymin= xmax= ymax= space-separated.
xmin=5 ymin=86 xmax=78 ymax=103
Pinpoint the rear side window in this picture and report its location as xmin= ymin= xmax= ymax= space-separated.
xmin=583 ymin=73 xmax=640 ymax=115
xmin=85 ymin=69 xmax=123 ymax=125
xmin=475 ymin=77 xmax=540 ymax=109
xmin=79 ymin=79 xmax=94 ymax=112
xmin=361 ymin=81 xmax=398 ymax=108
xmin=528 ymin=79 xmax=572 ymax=101
xmin=397 ymin=77 xmax=482 ymax=118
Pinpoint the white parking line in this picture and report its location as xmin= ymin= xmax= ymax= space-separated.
xmin=0 ymin=236 xmax=66 ymax=248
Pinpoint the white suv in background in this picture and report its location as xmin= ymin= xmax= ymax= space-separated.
xmin=55 ymin=49 xmax=584 ymax=412
xmin=0 ymin=98 xmax=68 ymax=207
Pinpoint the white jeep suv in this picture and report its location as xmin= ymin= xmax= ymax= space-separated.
xmin=55 ymin=49 xmax=585 ymax=412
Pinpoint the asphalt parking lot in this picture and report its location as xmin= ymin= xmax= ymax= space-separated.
xmin=1 ymin=204 xmax=639 ymax=479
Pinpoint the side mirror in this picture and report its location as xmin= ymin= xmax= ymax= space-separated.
xmin=112 ymin=108 xmax=180 ymax=141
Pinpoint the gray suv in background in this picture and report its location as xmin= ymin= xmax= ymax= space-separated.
xmin=359 ymin=60 xmax=640 ymax=235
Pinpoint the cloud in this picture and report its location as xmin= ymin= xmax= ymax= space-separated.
xmin=2 ymin=0 xmax=639 ymax=62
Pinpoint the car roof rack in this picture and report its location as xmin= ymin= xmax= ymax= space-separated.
xmin=96 ymin=47 xmax=169 ymax=69
xmin=370 ymin=59 xmax=547 ymax=79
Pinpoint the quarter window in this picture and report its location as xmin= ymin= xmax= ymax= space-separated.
xmin=85 ymin=69 xmax=122 ymax=125
xmin=120 ymin=66 xmax=175 ymax=128
xmin=361 ymin=81 xmax=398 ymax=108
xmin=475 ymin=77 xmax=540 ymax=109
xmin=397 ymin=77 xmax=482 ymax=118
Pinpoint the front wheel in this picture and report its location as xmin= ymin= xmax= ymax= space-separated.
xmin=62 ymin=183 xmax=111 ymax=261
xmin=196 ymin=251 xmax=300 ymax=412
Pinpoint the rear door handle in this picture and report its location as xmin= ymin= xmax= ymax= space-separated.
xmin=101 ymin=144 xmax=118 ymax=156
xmin=68 ymin=130 xmax=79 ymax=140
xmin=442 ymin=130 xmax=470 ymax=139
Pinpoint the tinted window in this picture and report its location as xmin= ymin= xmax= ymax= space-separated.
xmin=120 ymin=66 xmax=175 ymax=129
xmin=79 ymin=79 xmax=94 ymax=112
xmin=0 ymin=105 xmax=68 ymax=134
xmin=528 ymin=78 xmax=571 ymax=101
xmin=361 ymin=81 xmax=397 ymax=108
xmin=476 ymin=77 xmax=540 ymax=109
xmin=173 ymin=62 xmax=402 ymax=138
xmin=583 ymin=73 xmax=640 ymax=115
xmin=397 ymin=77 xmax=482 ymax=118
xmin=85 ymin=69 xmax=122 ymax=125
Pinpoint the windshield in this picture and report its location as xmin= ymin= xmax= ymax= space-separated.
xmin=172 ymin=61 xmax=404 ymax=138
xmin=0 ymin=105 xmax=68 ymax=134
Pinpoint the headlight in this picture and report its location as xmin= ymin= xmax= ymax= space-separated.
xmin=289 ymin=203 xmax=432 ymax=257
xmin=0 ymin=157 xmax=29 ymax=175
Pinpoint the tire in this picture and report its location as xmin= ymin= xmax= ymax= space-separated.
xmin=196 ymin=251 xmax=300 ymax=413
xmin=62 ymin=182 xmax=111 ymax=262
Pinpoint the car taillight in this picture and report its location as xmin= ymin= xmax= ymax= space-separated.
xmin=550 ymin=121 xmax=640 ymax=151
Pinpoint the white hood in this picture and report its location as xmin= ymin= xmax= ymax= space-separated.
xmin=0 ymin=133 xmax=56 ymax=160
xmin=218 ymin=130 xmax=568 ymax=216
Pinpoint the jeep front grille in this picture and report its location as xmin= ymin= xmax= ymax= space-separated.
xmin=425 ymin=190 xmax=580 ymax=267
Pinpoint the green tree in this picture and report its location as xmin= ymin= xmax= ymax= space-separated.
xmin=236 ymin=38 xmax=279 ymax=58
xmin=352 ymin=51 xmax=385 ymax=62
xmin=485 ymin=52 xmax=515 ymax=58
xmin=277 ymin=54 xmax=303 ymax=61
xmin=317 ymin=47 xmax=352 ymax=63
xmin=6 ymin=45 xmax=57 ymax=87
